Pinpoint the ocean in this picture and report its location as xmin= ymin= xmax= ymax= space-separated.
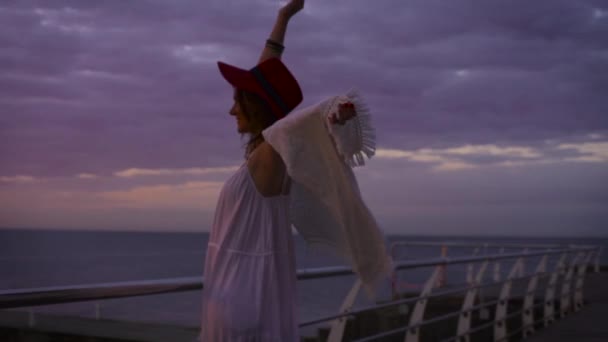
xmin=0 ymin=229 xmax=605 ymax=334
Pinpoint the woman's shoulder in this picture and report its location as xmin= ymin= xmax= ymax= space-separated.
xmin=247 ymin=141 xmax=289 ymax=197
xmin=249 ymin=141 xmax=284 ymax=172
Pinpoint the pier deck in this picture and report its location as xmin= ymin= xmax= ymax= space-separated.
xmin=525 ymin=271 xmax=608 ymax=342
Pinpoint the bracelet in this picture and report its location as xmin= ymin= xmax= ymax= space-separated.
xmin=266 ymin=39 xmax=284 ymax=53
xmin=266 ymin=39 xmax=285 ymax=53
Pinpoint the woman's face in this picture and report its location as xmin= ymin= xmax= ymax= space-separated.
xmin=229 ymin=90 xmax=251 ymax=133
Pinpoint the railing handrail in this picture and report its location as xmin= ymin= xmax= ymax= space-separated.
xmin=300 ymin=269 xmax=557 ymax=327
xmin=391 ymin=246 xmax=593 ymax=271
xmin=390 ymin=240 xmax=596 ymax=250
xmin=0 ymin=246 xmax=597 ymax=310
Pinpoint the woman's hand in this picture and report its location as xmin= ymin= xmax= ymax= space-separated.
xmin=279 ymin=0 xmax=304 ymax=19
xmin=329 ymin=102 xmax=357 ymax=125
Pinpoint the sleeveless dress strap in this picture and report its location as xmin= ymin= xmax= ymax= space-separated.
xmin=280 ymin=169 xmax=290 ymax=195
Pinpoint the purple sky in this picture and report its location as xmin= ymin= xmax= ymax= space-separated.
xmin=1 ymin=0 xmax=607 ymax=236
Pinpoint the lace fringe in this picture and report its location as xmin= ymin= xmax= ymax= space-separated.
xmin=345 ymin=87 xmax=376 ymax=167
xmin=326 ymin=88 xmax=376 ymax=167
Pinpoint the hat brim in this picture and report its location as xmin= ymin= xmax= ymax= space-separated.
xmin=217 ymin=62 xmax=259 ymax=95
xmin=217 ymin=61 xmax=284 ymax=119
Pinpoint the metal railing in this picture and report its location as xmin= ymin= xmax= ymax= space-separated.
xmin=0 ymin=242 xmax=603 ymax=342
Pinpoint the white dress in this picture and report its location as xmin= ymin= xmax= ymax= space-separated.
xmin=199 ymin=160 xmax=298 ymax=341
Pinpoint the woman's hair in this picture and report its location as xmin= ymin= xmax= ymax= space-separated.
xmin=236 ymin=89 xmax=278 ymax=159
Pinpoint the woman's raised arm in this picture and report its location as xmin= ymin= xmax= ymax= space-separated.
xmin=257 ymin=0 xmax=304 ymax=64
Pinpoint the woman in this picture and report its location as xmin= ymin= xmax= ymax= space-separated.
xmin=199 ymin=1 xmax=357 ymax=340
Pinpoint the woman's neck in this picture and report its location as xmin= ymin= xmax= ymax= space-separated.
xmin=245 ymin=133 xmax=264 ymax=160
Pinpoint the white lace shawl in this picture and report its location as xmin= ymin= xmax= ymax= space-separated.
xmin=262 ymin=89 xmax=394 ymax=299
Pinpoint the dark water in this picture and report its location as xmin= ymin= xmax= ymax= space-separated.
xmin=0 ymin=228 xmax=605 ymax=332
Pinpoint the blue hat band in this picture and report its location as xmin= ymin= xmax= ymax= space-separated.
xmin=251 ymin=66 xmax=289 ymax=117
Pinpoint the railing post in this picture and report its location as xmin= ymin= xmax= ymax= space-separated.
xmin=544 ymin=253 xmax=566 ymax=326
xmin=560 ymin=252 xmax=582 ymax=318
xmin=522 ymin=255 xmax=547 ymax=338
xmin=405 ymin=266 xmax=442 ymax=342
xmin=27 ymin=309 xmax=36 ymax=327
xmin=437 ymin=244 xmax=448 ymax=288
xmin=327 ymin=278 xmax=362 ymax=342
xmin=457 ymin=261 xmax=488 ymax=342
xmin=494 ymin=247 xmax=505 ymax=282
xmin=594 ymin=247 xmax=603 ymax=273
xmin=519 ymin=248 xmax=529 ymax=278
xmin=466 ymin=247 xmax=480 ymax=285
xmin=392 ymin=270 xmax=397 ymax=298
xmin=494 ymin=257 xmax=524 ymax=342
xmin=95 ymin=302 xmax=101 ymax=320
xmin=574 ymin=251 xmax=594 ymax=312
xmin=390 ymin=242 xmax=405 ymax=298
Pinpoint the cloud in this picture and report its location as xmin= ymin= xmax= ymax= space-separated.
xmin=0 ymin=180 xmax=223 ymax=211
xmin=0 ymin=164 xmax=240 ymax=184
xmin=114 ymin=166 xmax=238 ymax=178
xmin=557 ymin=142 xmax=608 ymax=162
xmin=1 ymin=0 xmax=607 ymax=235
xmin=0 ymin=175 xmax=40 ymax=183
xmin=375 ymin=140 xmax=608 ymax=172
xmin=440 ymin=145 xmax=541 ymax=159
xmin=76 ymin=173 xmax=98 ymax=179
xmin=96 ymin=181 xmax=223 ymax=209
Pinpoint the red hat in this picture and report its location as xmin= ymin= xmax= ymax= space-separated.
xmin=217 ymin=58 xmax=303 ymax=120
